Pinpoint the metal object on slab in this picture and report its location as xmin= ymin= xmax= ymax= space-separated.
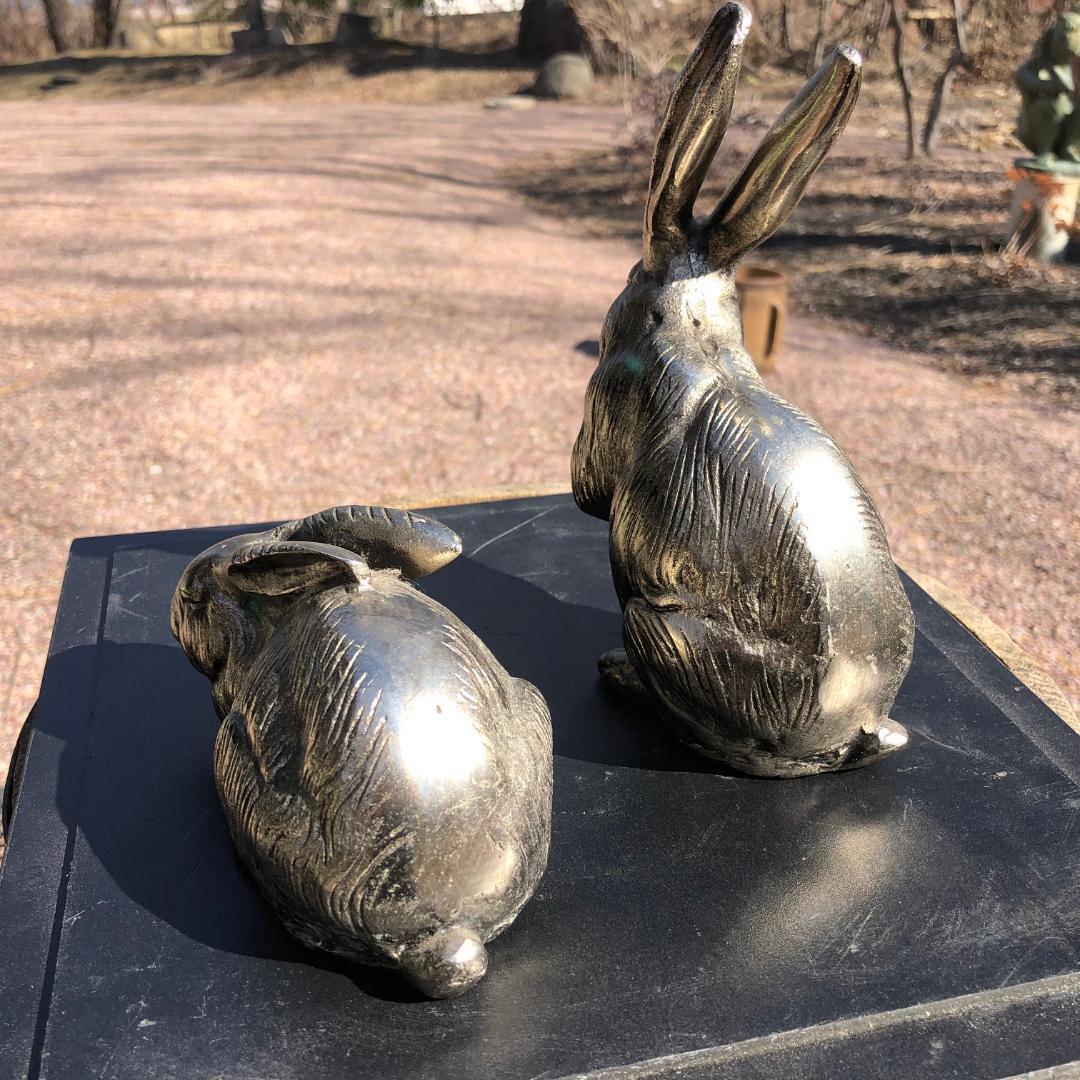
xmin=5 ymin=496 xmax=1080 ymax=1078
xmin=170 ymin=504 xmax=553 ymax=998
xmin=571 ymin=3 xmax=915 ymax=778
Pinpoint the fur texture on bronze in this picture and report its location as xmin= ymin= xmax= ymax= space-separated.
xmin=171 ymin=505 xmax=552 ymax=998
xmin=572 ymin=4 xmax=914 ymax=778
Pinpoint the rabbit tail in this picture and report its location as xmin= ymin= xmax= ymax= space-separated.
xmin=397 ymin=924 xmax=489 ymax=999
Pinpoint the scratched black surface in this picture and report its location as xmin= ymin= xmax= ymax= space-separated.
xmin=2 ymin=495 xmax=1080 ymax=1079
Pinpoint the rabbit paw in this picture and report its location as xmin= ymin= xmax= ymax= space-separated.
xmin=837 ymin=718 xmax=909 ymax=771
xmin=598 ymin=648 xmax=650 ymax=700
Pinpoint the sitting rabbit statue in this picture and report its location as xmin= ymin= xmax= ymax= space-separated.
xmin=171 ymin=505 xmax=552 ymax=998
xmin=572 ymin=4 xmax=914 ymax=778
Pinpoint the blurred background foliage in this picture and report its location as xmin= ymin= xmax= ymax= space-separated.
xmin=3 ymin=0 xmax=1074 ymax=71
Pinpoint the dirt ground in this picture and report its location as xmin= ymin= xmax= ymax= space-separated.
xmin=511 ymin=71 xmax=1080 ymax=403
xmin=1 ymin=99 xmax=1077 ymax=814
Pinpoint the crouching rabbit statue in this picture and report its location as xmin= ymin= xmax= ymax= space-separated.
xmin=171 ymin=505 xmax=552 ymax=998
xmin=572 ymin=4 xmax=914 ymax=778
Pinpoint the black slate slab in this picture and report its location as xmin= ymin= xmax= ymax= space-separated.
xmin=2 ymin=494 xmax=1079 ymax=1080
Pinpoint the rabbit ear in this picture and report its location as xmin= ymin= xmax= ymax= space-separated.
xmin=704 ymin=44 xmax=862 ymax=268
xmin=271 ymin=505 xmax=462 ymax=580
xmin=223 ymin=541 xmax=369 ymax=597
xmin=643 ymin=3 xmax=751 ymax=278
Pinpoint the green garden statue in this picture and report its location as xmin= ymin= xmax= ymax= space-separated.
xmin=1015 ymin=13 xmax=1080 ymax=165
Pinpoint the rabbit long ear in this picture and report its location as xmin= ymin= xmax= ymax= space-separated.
xmin=271 ymin=505 xmax=462 ymax=580
xmin=223 ymin=540 xmax=369 ymax=597
xmin=704 ymin=44 xmax=862 ymax=268
xmin=643 ymin=3 xmax=751 ymax=278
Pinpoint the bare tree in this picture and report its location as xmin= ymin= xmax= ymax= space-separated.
xmin=888 ymin=0 xmax=917 ymax=159
xmin=40 ymin=0 xmax=70 ymax=51
xmin=809 ymin=0 xmax=829 ymax=72
xmin=922 ymin=0 xmax=980 ymax=157
xmin=567 ymin=0 xmax=704 ymax=80
xmin=245 ymin=0 xmax=266 ymax=32
xmin=779 ymin=0 xmax=793 ymax=53
xmin=862 ymin=0 xmax=890 ymax=61
xmin=91 ymin=0 xmax=123 ymax=46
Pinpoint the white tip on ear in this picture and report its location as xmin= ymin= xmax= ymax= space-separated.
xmin=643 ymin=2 xmax=756 ymax=276
xmin=727 ymin=2 xmax=753 ymax=45
xmin=705 ymin=37 xmax=863 ymax=266
xmin=834 ymin=43 xmax=863 ymax=69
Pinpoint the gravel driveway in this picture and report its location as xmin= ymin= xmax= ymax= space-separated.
xmin=1 ymin=100 xmax=1076 ymax=790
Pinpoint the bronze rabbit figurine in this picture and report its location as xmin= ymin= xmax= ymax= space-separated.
xmin=171 ymin=505 xmax=552 ymax=997
xmin=572 ymin=4 xmax=914 ymax=778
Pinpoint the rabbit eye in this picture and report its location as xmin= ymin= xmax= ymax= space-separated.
xmin=179 ymin=582 xmax=209 ymax=605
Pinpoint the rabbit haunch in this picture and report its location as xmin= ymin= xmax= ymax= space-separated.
xmin=215 ymin=580 xmax=550 ymax=962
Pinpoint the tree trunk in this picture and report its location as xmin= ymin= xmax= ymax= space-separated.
xmin=91 ymin=0 xmax=124 ymax=46
xmin=517 ymin=0 xmax=587 ymax=64
xmin=245 ymin=0 xmax=266 ymax=33
xmin=889 ymin=0 xmax=917 ymax=159
xmin=779 ymin=0 xmax=793 ymax=54
xmin=41 ymin=0 xmax=71 ymax=52
xmin=922 ymin=0 xmax=977 ymax=158
xmin=862 ymin=0 xmax=890 ymax=61
xmin=922 ymin=54 xmax=961 ymax=158
xmin=810 ymin=0 xmax=830 ymax=73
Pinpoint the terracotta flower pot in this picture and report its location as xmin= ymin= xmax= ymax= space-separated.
xmin=1007 ymin=164 xmax=1080 ymax=263
xmin=735 ymin=264 xmax=788 ymax=375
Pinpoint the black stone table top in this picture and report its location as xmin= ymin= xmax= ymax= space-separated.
xmin=2 ymin=494 xmax=1079 ymax=1080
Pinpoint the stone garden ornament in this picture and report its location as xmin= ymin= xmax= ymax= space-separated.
xmin=1015 ymin=12 xmax=1080 ymax=167
xmin=171 ymin=505 xmax=553 ymax=998
xmin=1008 ymin=14 xmax=1080 ymax=262
xmin=572 ymin=3 xmax=915 ymax=778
